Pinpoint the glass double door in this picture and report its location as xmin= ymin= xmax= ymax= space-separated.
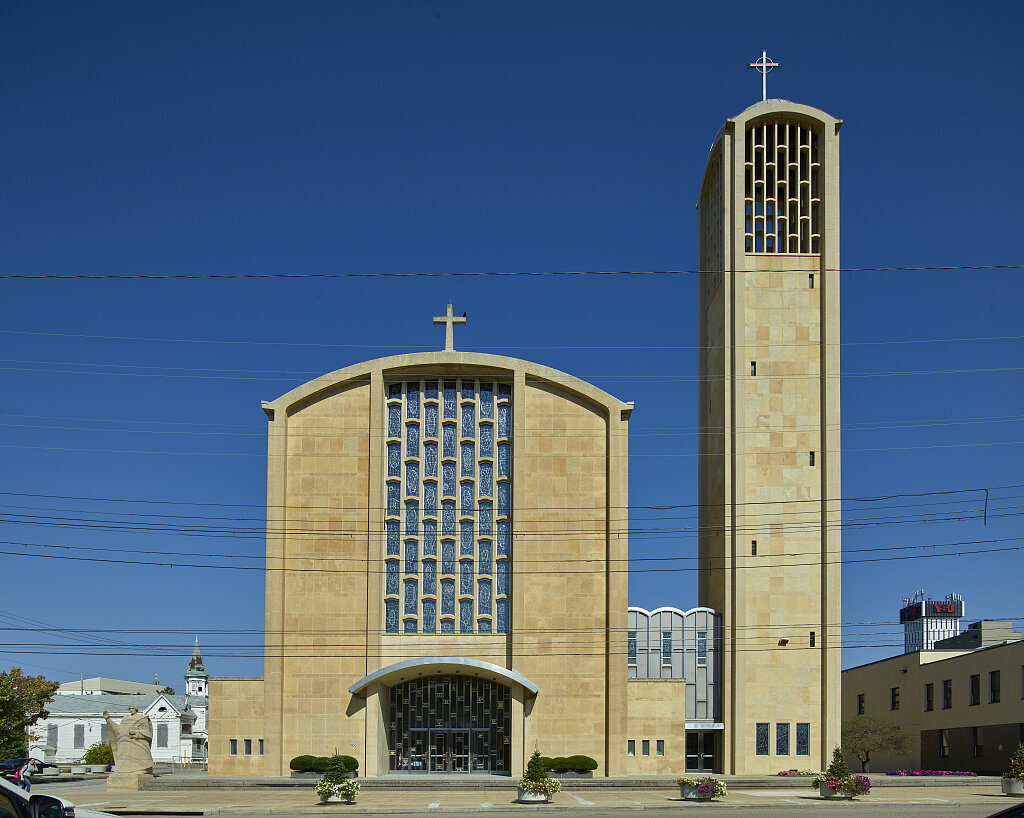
xmin=399 ymin=730 xmax=488 ymax=773
xmin=685 ymin=731 xmax=718 ymax=773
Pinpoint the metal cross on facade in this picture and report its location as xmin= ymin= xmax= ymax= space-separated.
xmin=433 ymin=303 xmax=466 ymax=351
xmin=747 ymin=50 xmax=780 ymax=102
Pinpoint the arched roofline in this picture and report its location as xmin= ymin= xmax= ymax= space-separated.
xmin=348 ymin=656 xmax=539 ymax=697
xmin=262 ymin=351 xmax=633 ymax=418
xmin=628 ymin=605 xmax=720 ymax=618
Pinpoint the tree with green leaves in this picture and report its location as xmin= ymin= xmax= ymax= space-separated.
xmin=0 ymin=668 xmax=60 ymax=760
xmin=842 ymin=715 xmax=912 ymax=772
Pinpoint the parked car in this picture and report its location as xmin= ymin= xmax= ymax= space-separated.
xmin=0 ymin=759 xmax=58 ymax=776
xmin=0 ymin=771 xmax=117 ymax=818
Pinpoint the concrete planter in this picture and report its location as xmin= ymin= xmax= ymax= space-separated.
xmin=89 ymin=766 xmax=107 ymax=774
xmin=1003 ymin=778 xmax=1024 ymax=796
xmin=70 ymin=765 xmax=88 ymax=774
xmin=680 ymin=785 xmax=713 ymax=801
xmin=551 ymin=771 xmax=593 ymax=779
xmin=322 ymin=794 xmax=355 ymax=804
xmin=516 ymin=788 xmax=550 ymax=804
xmin=819 ymin=784 xmax=853 ymax=799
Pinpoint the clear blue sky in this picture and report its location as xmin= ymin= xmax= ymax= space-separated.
xmin=2 ymin=1 xmax=1022 ymax=688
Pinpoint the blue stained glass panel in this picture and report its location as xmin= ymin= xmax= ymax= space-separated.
xmin=459 ymin=599 xmax=473 ymax=633
xmin=387 ymin=520 xmax=400 ymax=556
xmin=496 ymin=599 xmax=509 ymax=633
xmin=386 ymin=599 xmax=399 ymax=633
xmin=497 ymin=404 xmax=511 ymax=438
xmin=387 ymin=443 xmax=401 ymax=477
xmin=480 ymin=424 xmax=493 ymax=459
xmin=460 ymin=560 xmax=473 ymax=595
xmin=478 ymin=579 xmax=492 ymax=616
xmin=404 ymin=578 xmax=418 ymax=614
xmin=406 ymin=461 xmax=419 ymax=496
xmin=423 ymin=481 xmax=437 ymax=516
xmin=478 ymin=462 xmax=493 ymax=497
xmin=441 ymin=618 xmax=455 ymax=634
xmin=461 ymin=442 xmax=475 ymax=477
xmin=443 ymin=381 xmax=457 ymax=418
xmin=388 ymin=404 xmax=401 ymax=438
xmin=442 ymin=424 xmax=456 ymax=458
xmin=461 ymin=381 xmax=474 ymax=400
xmin=441 ymin=579 xmax=455 ymax=615
xmin=479 ymin=383 xmax=493 ymax=417
xmin=478 ymin=618 xmax=492 ymax=633
xmin=423 ymin=560 xmax=436 ymax=595
xmin=441 ymin=540 xmax=455 ymax=574
xmin=424 ymin=442 xmax=438 ymax=477
xmin=425 ymin=380 xmax=438 ymax=400
xmin=497 ymin=520 xmax=511 ymax=556
xmin=479 ymin=539 xmax=492 ymax=575
xmin=442 ymin=462 xmax=456 ymax=496
xmin=405 ymin=540 xmax=418 ymax=575
xmin=405 ymin=500 xmax=419 ymax=536
xmin=425 ymin=403 xmax=438 ymax=438
xmin=497 ymin=442 xmax=511 ymax=478
xmin=406 ymin=423 xmax=419 ymax=456
xmin=442 ymin=501 xmax=456 ymax=535
xmin=497 ymin=560 xmax=510 ymax=595
xmin=498 ymin=383 xmax=512 ymax=398
xmin=460 ymin=481 xmax=474 ymax=516
xmin=388 ymin=383 xmax=402 ymax=399
xmin=423 ymin=519 xmax=437 ymax=556
xmin=461 ymin=404 xmax=475 ymax=437
xmin=407 ymin=384 xmax=420 ymax=418
xmin=387 ymin=482 xmax=400 ymax=516
xmin=460 ymin=520 xmax=473 ymax=556
xmin=479 ymin=501 xmax=492 ymax=536
xmin=497 ymin=482 xmax=511 ymax=517
xmin=386 ymin=560 xmax=399 ymax=595
xmin=404 ymin=618 xmax=417 ymax=634
xmin=422 ymin=599 xmax=436 ymax=633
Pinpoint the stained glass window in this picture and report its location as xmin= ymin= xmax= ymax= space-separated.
xmin=387 ymin=482 xmax=400 ymax=516
xmin=497 ymin=482 xmax=511 ymax=517
xmin=422 ymin=598 xmax=436 ymax=633
xmin=425 ymin=380 xmax=438 ymax=400
xmin=386 ymin=599 xmax=399 ymax=633
xmin=387 ymin=443 xmax=401 ymax=477
xmin=387 ymin=520 xmax=400 ymax=556
xmin=479 ymin=383 xmax=493 ymax=417
xmin=756 ymin=723 xmax=770 ymax=755
xmin=459 ymin=599 xmax=473 ymax=633
xmin=441 ymin=579 xmax=455 ymax=615
xmin=424 ymin=403 xmax=438 ymax=438
xmin=460 ymin=560 xmax=473 ymax=595
xmin=423 ymin=559 xmax=437 ymax=596
xmin=442 ymin=461 xmax=456 ymax=496
xmin=478 ymin=578 xmax=492 ymax=616
xmin=627 ymin=631 xmax=638 ymax=663
xmin=479 ymin=501 xmax=492 ymax=536
xmin=461 ymin=404 xmax=475 ymax=437
xmin=407 ymin=384 xmax=420 ymax=419
xmin=388 ymin=383 xmax=402 ymax=399
xmin=405 ymin=539 xmax=418 ymax=575
xmin=478 ymin=618 xmax=492 ymax=633
xmin=479 ymin=539 xmax=492 ymax=575
xmin=424 ymin=442 xmax=438 ymax=478
xmin=460 ymin=481 xmax=474 ymax=516
xmin=423 ymin=519 xmax=437 ymax=556
xmin=480 ymin=424 xmax=493 ymax=459
xmin=796 ymin=723 xmax=810 ymax=756
xmin=498 ymin=383 xmax=511 ymax=399
xmin=423 ymin=481 xmax=437 ymax=516
xmin=776 ymin=723 xmax=790 ymax=755
xmin=443 ymin=381 xmax=457 ymax=418
xmin=441 ymin=540 xmax=455 ymax=575
xmin=442 ymin=424 xmax=456 ymax=458
xmin=386 ymin=560 xmax=399 ymax=595
xmin=442 ymin=501 xmax=456 ymax=535
xmin=497 ymin=520 xmax=511 ymax=556
xmin=405 ymin=500 xmax=419 ymax=536
xmin=497 ymin=404 xmax=511 ymax=438
xmin=497 ymin=442 xmax=511 ymax=478
xmin=496 ymin=560 xmax=510 ymax=596
xmin=496 ymin=599 xmax=509 ymax=633
xmin=388 ymin=404 xmax=401 ymax=438
xmin=404 ymin=579 xmax=418 ymax=615
xmin=441 ymin=618 xmax=455 ymax=634
xmin=406 ymin=461 xmax=419 ymax=496
xmin=460 ymin=442 xmax=475 ymax=477
xmin=404 ymin=618 xmax=417 ymax=634
xmin=460 ymin=520 xmax=474 ymax=556
xmin=461 ymin=382 xmax=474 ymax=401
xmin=406 ymin=423 xmax=419 ymax=456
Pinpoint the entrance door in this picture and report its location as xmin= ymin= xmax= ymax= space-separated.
xmin=685 ymin=732 xmax=718 ymax=773
xmin=428 ymin=730 xmax=472 ymax=772
xmin=450 ymin=730 xmax=470 ymax=772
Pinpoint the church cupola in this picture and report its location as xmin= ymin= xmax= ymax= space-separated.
xmin=184 ymin=636 xmax=209 ymax=696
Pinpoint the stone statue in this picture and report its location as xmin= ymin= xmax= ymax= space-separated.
xmin=103 ymin=706 xmax=153 ymax=780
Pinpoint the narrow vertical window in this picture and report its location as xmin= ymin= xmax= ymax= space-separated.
xmin=939 ymin=729 xmax=950 ymax=757
xmin=890 ymin=687 xmax=900 ymax=711
xmin=697 ymin=631 xmax=708 ymax=666
xmin=809 ymin=451 xmax=816 ymax=466
xmin=661 ymin=631 xmax=673 ymax=666
xmin=942 ymin=679 xmax=952 ymax=709
xmin=627 ymin=631 xmax=638 ymax=666
xmin=856 ymin=693 xmax=865 ymax=715
xmin=924 ymin=683 xmax=934 ymax=711
xmin=796 ymin=723 xmax=810 ymax=756
xmin=229 ymin=739 xmax=238 ymax=755
xmin=776 ymin=723 xmax=790 ymax=755
xmin=244 ymin=738 xmax=252 ymax=755
xmin=627 ymin=740 xmax=635 ymax=756
xmin=809 ymin=631 xmax=816 ymax=647
xmin=751 ymin=540 xmax=757 ymax=556
xmin=656 ymin=740 xmax=665 ymax=756
xmin=970 ymin=674 xmax=980 ymax=706
xmin=809 ymin=273 xmax=815 ymax=288
xmin=990 ymin=670 xmax=1001 ymax=703
xmin=973 ymin=726 xmax=984 ymax=757
xmin=259 ymin=739 xmax=264 ymax=755
xmin=755 ymin=723 xmax=769 ymax=755
xmin=642 ymin=739 xmax=650 ymax=756
xmin=750 ymin=361 xmax=757 ymax=376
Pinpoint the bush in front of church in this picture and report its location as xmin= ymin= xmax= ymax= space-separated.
xmin=83 ymin=742 xmax=113 ymax=765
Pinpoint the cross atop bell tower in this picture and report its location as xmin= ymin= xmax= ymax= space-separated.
xmin=433 ymin=303 xmax=466 ymax=351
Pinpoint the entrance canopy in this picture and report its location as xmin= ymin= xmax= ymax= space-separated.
xmin=348 ymin=657 xmax=539 ymax=697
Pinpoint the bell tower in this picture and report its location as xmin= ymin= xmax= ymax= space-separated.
xmin=697 ymin=98 xmax=842 ymax=773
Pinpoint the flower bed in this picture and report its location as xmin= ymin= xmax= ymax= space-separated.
xmin=677 ymin=776 xmax=727 ymax=800
xmin=886 ymin=770 xmax=978 ymax=776
xmin=777 ymin=769 xmax=817 ymax=776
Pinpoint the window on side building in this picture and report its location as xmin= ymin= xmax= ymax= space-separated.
xmin=970 ymin=674 xmax=980 ymax=706
xmin=856 ymin=693 xmax=865 ymax=715
xmin=942 ymin=680 xmax=953 ymax=709
xmin=891 ymin=687 xmax=900 ymax=711
xmin=244 ymin=739 xmax=252 ymax=755
xmin=924 ymin=682 xmax=934 ymax=711
xmin=627 ymin=740 xmax=635 ymax=757
xmin=229 ymin=739 xmax=238 ymax=755
xmin=990 ymin=670 xmax=1001 ymax=703
xmin=74 ymin=724 xmax=85 ymax=749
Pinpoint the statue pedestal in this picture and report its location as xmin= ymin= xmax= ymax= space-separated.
xmin=106 ymin=772 xmax=154 ymax=791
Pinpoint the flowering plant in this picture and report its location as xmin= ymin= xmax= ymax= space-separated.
xmin=1005 ymin=743 xmax=1024 ymax=781
xmin=315 ymin=777 xmax=359 ymax=801
xmin=777 ymin=769 xmax=818 ymax=776
xmin=886 ymin=769 xmax=978 ymax=777
xmin=811 ymin=748 xmax=870 ymax=797
xmin=677 ymin=776 xmax=727 ymax=799
xmin=516 ymin=777 xmax=562 ymax=795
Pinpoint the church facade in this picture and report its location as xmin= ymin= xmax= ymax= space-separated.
xmin=209 ymin=96 xmax=842 ymax=777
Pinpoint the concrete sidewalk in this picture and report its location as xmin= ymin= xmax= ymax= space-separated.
xmin=34 ymin=776 xmax=1015 ymax=814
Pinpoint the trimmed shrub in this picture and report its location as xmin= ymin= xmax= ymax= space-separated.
xmin=83 ymin=743 xmax=113 ymax=765
xmin=539 ymin=756 xmax=554 ymax=771
xmin=566 ymin=755 xmax=598 ymax=773
xmin=549 ymin=757 xmax=570 ymax=773
xmin=289 ymin=755 xmax=318 ymax=772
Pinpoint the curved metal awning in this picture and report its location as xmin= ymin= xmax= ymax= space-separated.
xmin=348 ymin=656 xmax=539 ymax=697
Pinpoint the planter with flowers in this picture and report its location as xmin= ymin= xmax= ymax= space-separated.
xmin=517 ymin=750 xmax=562 ymax=803
xmin=677 ymin=776 xmax=727 ymax=801
xmin=812 ymin=749 xmax=871 ymax=799
xmin=314 ymin=754 xmax=360 ymax=804
xmin=1003 ymin=742 xmax=1024 ymax=796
